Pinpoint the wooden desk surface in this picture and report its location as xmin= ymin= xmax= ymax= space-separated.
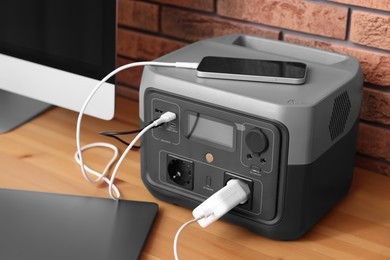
xmin=0 ymin=97 xmax=389 ymax=260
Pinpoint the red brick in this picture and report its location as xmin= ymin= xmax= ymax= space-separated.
xmin=117 ymin=29 xmax=186 ymax=60
xmin=161 ymin=7 xmax=280 ymax=42
xmin=117 ymin=84 xmax=140 ymax=101
xmin=284 ymin=34 xmax=390 ymax=87
xmin=153 ymin=0 xmax=214 ymax=12
xmin=355 ymin=155 xmax=390 ymax=177
xmin=329 ymin=0 xmax=390 ymax=12
xmin=217 ymin=0 xmax=348 ymax=39
xmin=350 ymin=11 xmax=390 ymax=51
xmin=115 ymin=56 xmax=143 ymax=101
xmin=361 ymin=88 xmax=390 ymax=125
xmin=118 ymin=0 xmax=159 ymax=32
xmin=356 ymin=123 xmax=390 ymax=162
xmin=116 ymin=57 xmax=143 ymax=87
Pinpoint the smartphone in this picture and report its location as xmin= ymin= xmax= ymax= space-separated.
xmin=196 ymin=56 xmax=307 ymax=84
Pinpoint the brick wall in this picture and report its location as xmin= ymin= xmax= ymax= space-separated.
xmin=117 ymin=0 xmax=390 ymax=177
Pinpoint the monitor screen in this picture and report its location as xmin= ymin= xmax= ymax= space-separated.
xmin=0 ymin=0 xmax=117 ymax=133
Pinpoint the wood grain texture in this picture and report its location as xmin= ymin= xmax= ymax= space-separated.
xmin=0 ymin=97 xmax=389 ymax=259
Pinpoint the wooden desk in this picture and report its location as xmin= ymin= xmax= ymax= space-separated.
xmin=0 ymin=97 xmax=389 ymax=260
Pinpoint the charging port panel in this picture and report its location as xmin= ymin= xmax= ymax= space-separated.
xmin=224 ymin=172 xmax=254 ymax=211
xmin=151 ymin=99 xmax=180 ymax=144
xmin=146 ymin=91 xmax=281 ymax=221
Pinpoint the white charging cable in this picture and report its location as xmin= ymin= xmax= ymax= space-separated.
xmin=75 ymin=61 xmax=198 ymax=200
xmin=174 ymin=179 xmax=251 ymax=260
xmin=106 ymin=111 xmax=176 ymax=200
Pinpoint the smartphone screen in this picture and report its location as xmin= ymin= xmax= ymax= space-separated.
xmin=196 ymin=56 xmax=307 ymax=84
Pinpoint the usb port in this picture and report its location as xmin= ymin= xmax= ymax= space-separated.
xmin=168 ymin=122 xmax=176 ymax=128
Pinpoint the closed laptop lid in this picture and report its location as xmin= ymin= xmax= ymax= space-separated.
xmin=0 ymin=188 xmax=158 ymax=260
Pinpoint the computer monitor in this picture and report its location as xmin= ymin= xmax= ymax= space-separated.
xmin=0 ymin=0 xmax=117 ymax=133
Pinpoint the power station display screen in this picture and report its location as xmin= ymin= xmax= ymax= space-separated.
xmin=187 ymin=112 xmax=234 ymax=149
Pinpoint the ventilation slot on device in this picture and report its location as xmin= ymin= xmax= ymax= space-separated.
xmin=329 ymin=91 xmax=351 ymax=141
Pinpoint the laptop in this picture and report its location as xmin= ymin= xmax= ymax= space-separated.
xmin=0 ymin=188 xmax=158 ymax=260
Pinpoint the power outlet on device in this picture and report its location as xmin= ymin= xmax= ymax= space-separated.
xmin=224 ymin=172 xmax=254 ymax=211
xmin=167 ymin=154 xmax=194 ymax=190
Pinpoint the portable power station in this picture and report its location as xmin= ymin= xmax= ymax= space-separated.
xmin=139 ymin=34 xmax=363 ymax=240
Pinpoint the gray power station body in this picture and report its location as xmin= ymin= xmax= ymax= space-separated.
xmin=139 ymin=35 xmax=363 ymax=240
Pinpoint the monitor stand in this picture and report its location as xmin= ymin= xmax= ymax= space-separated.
xmin=0 ymin=90 xmax=52 ymax=134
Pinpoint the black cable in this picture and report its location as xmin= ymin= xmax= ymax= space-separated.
xmin=100 ymin=129 xmax=143 ymax=148
xmin=100 ymin=129 xmax=143 ymax=136
xmin=100 ymin=119 xmax=160 ymax=148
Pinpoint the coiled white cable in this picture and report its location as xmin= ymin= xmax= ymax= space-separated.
xmin=74 ymin=142 xmax=120 ymax=197
xmin=75 ymin=61 xmax=198 ymax=200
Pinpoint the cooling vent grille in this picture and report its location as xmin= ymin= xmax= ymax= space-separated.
xmin=329 ymin=91 xmax=351 ymax=141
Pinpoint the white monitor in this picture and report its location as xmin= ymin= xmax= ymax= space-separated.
xmin=0 ymin=0 xmax=117 ymax=133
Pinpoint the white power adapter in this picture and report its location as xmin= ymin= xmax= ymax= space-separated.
xmin=192 ymin=179 xmax=251 ymax=227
